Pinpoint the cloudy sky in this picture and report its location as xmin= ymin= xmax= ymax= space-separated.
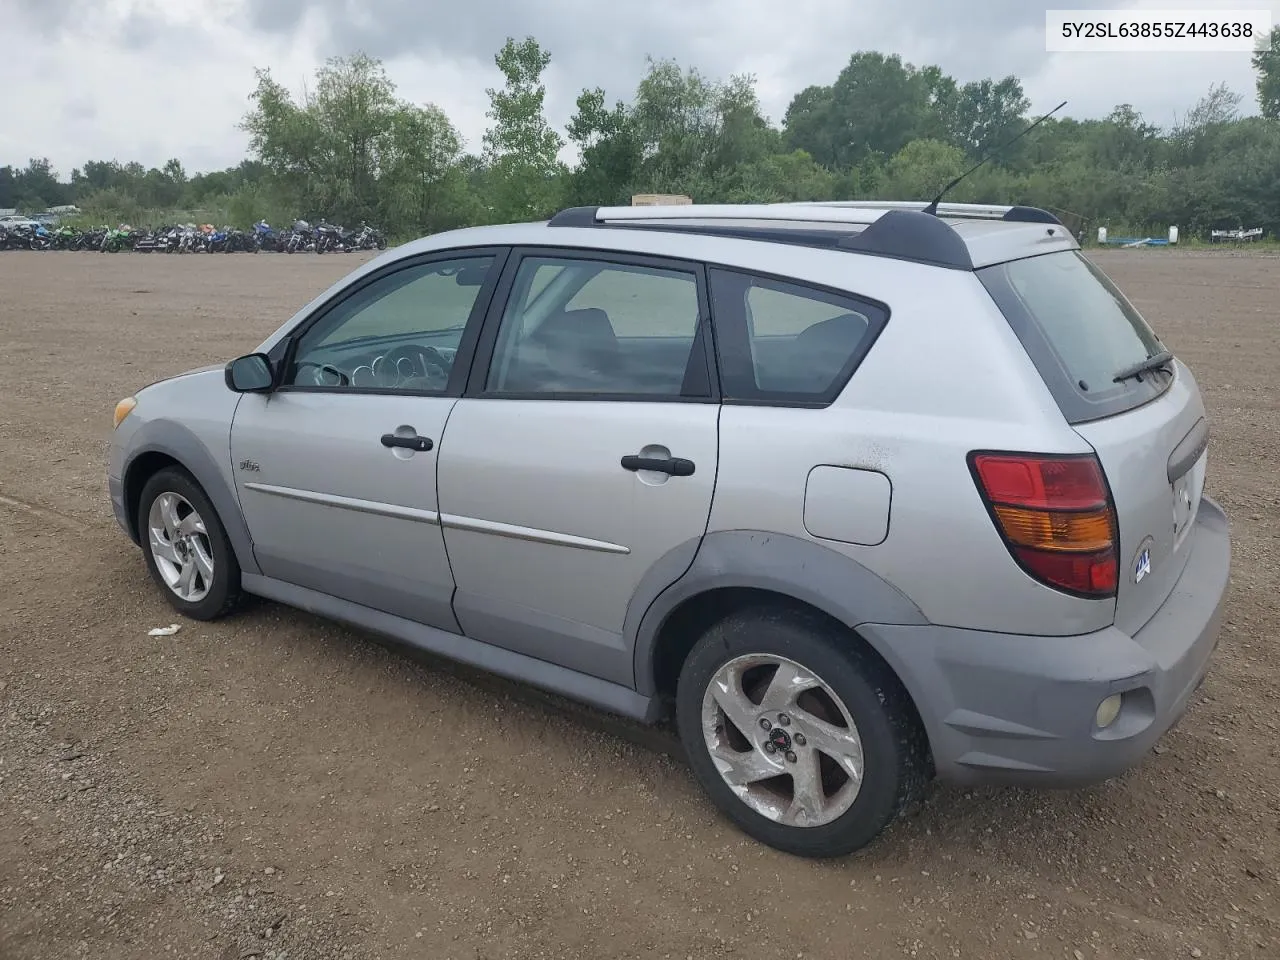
xmin=1 ymin=0 xmax=1275 ymax=177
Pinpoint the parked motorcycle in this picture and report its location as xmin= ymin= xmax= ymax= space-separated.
xmin=0 ymin=214 xmax=392 ymax=254
xmin=314 ymin=220 xmax=347 ymax=253
xmin=284 ymin=219 xmax=316 ymax=253
xmin=100 ymin=226 xmax=137 ymax=252
xmin=353 ymin=222 xmax=388 ymax=250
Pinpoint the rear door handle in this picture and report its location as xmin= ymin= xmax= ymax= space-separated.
xmin=620 ymin=454 xmax=695 ymax=477
xmin=381 ymin=433 xmax=433 ymax=452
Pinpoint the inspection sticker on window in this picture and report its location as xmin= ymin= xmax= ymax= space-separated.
xmin=1046 ymin=9 xmax=1271 ymax=52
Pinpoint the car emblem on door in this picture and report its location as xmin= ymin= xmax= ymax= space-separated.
xmin=1133 ymin=537 xmax=1154 ymax=584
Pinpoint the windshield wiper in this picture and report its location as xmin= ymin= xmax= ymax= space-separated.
xmin=1112 ymin=349 xmax=1174 ymax=383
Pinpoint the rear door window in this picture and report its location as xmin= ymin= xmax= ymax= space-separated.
xmin=482 ymin=254 xmax=712 ymax=398
xmin=978 ymin=251 xmax=1171 ymax=423
xmin=707 ymin=268 xmax=887 ymax=406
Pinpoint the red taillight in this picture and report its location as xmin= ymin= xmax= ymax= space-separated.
xmin=970 ymin=452 xmax=1118 ymax=598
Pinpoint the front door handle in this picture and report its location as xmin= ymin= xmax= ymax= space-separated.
xmin=381 ymin=433 xmax=433 ymax=452
xmin=620 ymin=454 xmax=695 ymax=477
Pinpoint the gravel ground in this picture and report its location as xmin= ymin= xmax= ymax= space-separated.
xmin=1 ymin=249 xmax=1277 ymax=960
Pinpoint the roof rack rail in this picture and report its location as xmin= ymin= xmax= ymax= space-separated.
xmin=550 ymin=203 xmax=899 ymax=227
xmin=789 ymin=200 xmax=1065 ymax=226
xmin=545 ymin=203 xmax=978 ymax=270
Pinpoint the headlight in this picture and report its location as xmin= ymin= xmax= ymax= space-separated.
xmin=113 ymin=397 xmax=137 ymax=429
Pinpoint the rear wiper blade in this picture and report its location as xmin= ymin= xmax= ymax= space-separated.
xmin=1113 ymin=349 xmax=1174 ymax=383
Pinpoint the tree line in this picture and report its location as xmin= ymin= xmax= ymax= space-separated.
xmin=5 ymin=30 xmax=1280 ymax=239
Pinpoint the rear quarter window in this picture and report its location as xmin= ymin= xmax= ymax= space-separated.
xmin=707 ymin=268 xmax=887 ymax=407
xmin=978 ymin=251 xmax=1171 ymax=424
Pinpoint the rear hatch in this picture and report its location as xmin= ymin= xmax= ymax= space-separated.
xmin=979 ymin=250 xmax=1207 ymax=636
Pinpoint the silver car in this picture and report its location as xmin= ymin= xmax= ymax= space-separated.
xmin=108 ymin=201 xmax=1230 ymax=857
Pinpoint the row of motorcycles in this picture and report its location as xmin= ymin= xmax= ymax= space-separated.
xmin=0 ymin=219 xmax=389 ymax=254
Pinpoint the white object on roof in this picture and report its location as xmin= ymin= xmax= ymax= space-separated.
xmin=632 ymin=194 xmax=692 ymax=206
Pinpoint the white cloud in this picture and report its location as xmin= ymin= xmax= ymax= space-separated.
xmin=0 ymin=0 xmax=1274 ymax=176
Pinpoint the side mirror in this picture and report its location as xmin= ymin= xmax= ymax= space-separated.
xmin=225 ymin=353 xmax=274 ymax=393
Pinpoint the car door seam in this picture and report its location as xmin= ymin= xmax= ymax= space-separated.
xmin=227 ymin=392 xmax=259 ymax=555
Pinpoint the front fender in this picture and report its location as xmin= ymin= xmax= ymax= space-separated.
xmin=121 ymin=416 xmax=259 ymax=576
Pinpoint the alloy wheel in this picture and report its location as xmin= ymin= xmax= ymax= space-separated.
xmin=146 ymin=492 xmax=214 ymax=603
xmin=700 ymin=654 xmax=865 ymax=828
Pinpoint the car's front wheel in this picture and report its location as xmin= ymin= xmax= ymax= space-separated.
xmin=137 ymin=467 xmax=242 ymax=621
xmin=675 ymin=608 xmax=928 ymax=858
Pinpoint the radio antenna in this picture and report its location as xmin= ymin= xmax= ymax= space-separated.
xmin=922 ymin=100 xmax=1068 ymax=215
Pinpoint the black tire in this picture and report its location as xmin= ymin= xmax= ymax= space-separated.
xmin=675 ymin=607 xmax=929 ymax=858
xmin=136 ymin=467 xmax=242 ymax=621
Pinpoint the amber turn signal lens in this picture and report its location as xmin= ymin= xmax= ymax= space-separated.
xmin=991 ymin=505 xmax=1115 ymax=553
xmin=113 ymin=397 xmax=137 ymax=429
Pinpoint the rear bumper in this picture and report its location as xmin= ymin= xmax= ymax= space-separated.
xmin=863 ymin=496 xmax=1230 ymax=787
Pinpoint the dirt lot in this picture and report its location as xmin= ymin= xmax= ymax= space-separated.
xmin=1 ymin=248 xmax=1277 ymax=960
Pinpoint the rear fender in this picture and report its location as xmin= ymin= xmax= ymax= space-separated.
xmin=629 ymin=530 xmax=927 ymax=696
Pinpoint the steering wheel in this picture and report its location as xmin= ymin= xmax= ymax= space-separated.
xmin=380 ymin=344 xmax=451 ymax=389
xmin=294 ymin=359 xmax=349 ymax=387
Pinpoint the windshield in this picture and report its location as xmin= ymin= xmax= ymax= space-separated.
xmin=979 ymin=251 xmax=1172 ymax=424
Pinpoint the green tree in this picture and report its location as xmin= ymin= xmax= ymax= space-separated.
xmin=162 ymin=159 xmax=186 ymax=187
xmin=1090 ymin=105 xmax=1160 ymax=170
xmin=628 ymin=58 xmax=779 ymax=200
xmin=1252 ymin=26 xmax=1280 ymax=120
xmin=311 ymin=53 xmax=398 ymax=218
xmin=630 ymin=57 xmax=724 ymax=196
xmin=783 ymin=52 xmax=943 ymax=168
xmin=710 ymin=74 xmax=780 ymax=172
xmin=781 ymin=84 xmax=839 ymax=169
xmin=715 ymin=149 xmax=838 ymax=203
xmin=381 ymin=103 xmax=471 ymax=234
xmin=242 ymin=52 xmax=399 ymax=223
xmin=14 ymin=158 xmax=69 ymax=207
xmin=564 ymin=87 xmax=642 ymax=205
xmin=879 ymin=139 xmax=968 ymax=200
xmin=482 ymin=36 xmax=564 ymax=221
xmin=946 ymin=77 xmax=1029 ymax=162
xmin=1170 ymin=82 xmax=1244 ymax=166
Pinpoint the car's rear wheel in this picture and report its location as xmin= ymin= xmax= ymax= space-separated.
xmin=137 ymin=467 xmax=242 ymax=621
xmin=675 ymin=608 xmax=928 ymax=858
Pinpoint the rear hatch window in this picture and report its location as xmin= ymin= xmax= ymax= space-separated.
xmin=978 ymin=251 xmax=1170 ymax=424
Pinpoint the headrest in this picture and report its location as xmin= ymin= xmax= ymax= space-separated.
xmin=533 ymin=308 xmax=618 ymax=350
xmin=793 ymin=313 xmax=868 ymax=353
